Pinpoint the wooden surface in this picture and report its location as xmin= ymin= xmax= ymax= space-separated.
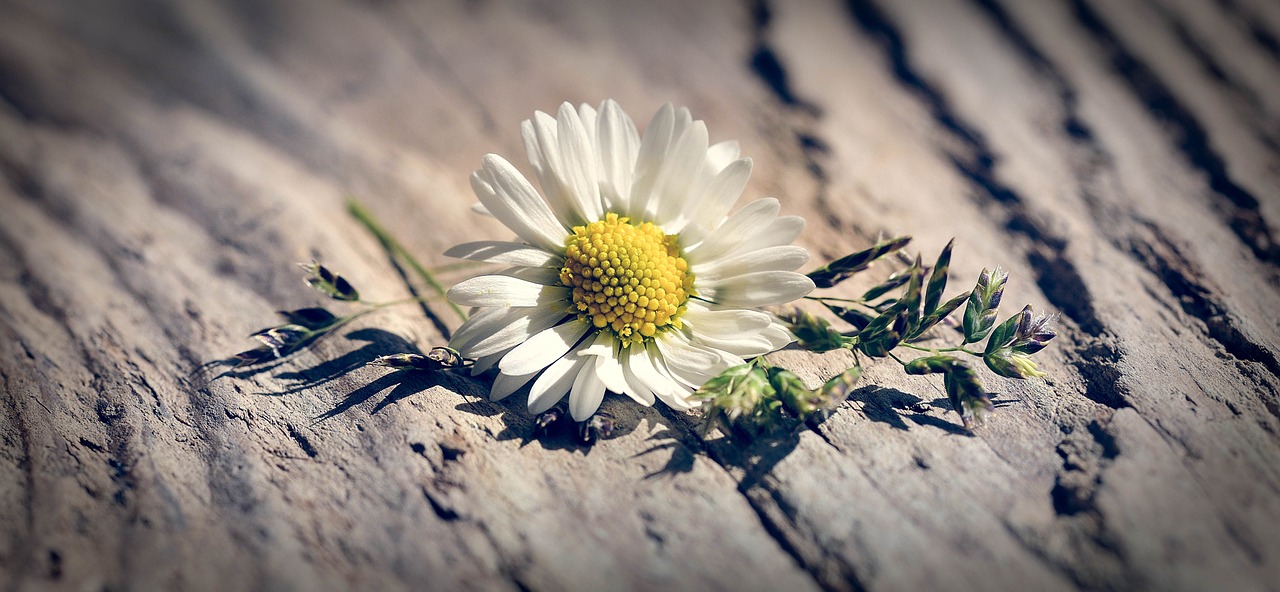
xmin=2 ymin=0 xmax=1279 ymax=590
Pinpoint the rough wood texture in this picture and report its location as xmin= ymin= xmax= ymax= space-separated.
xmin=2 ymin=0 xmax=1278 ymax=590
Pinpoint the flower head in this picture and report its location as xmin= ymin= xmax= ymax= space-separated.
xmin=445 ymin=101 xmax=814 ymax=420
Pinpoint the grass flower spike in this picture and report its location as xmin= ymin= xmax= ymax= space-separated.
xmin=445 ymin=100 xmax=815 ymax=421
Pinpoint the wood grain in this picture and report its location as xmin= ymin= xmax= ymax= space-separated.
xmin=1 ymin=0 xmax=1278 ymax=590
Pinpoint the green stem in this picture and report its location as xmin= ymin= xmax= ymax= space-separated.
xmin=428 ymin=260 xmax=493 ymax=275
xmin=313 ymin=296 xmax=441 ymax=342
xmin=805 ymin=296 xmax=879 ymax=311
xmin=901 ymin=342 xmax=983 ymax=356
xmin=363 ymin=296 xmax=441 ymax=309
xmin=322 ymin=306 xmax=380 ymax=336
xmin=347 ymin=199 xmax=467 ymax=322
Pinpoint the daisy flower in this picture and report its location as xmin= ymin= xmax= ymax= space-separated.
xmin=445 ymin=100 xmax=814 ymax=421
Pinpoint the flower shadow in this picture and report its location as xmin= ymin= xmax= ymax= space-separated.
xmin=697 ymin=427 xmax=804 ymax=491
xmin=202 ymin=327 xmax=417 ymax=388
xmin=649 ymin=382 xmax=984 ymax=488
xmin=206 ymin=326 xmax=487 ymax=422
xmin=635 ymin=426 xmax=698 ymax=479
xmin=260 ymin=328 xmax=422 ymax=396
xmin=313 ymin=354 xmax=490 ymax=423
xmin=630 ymin=404 xmax=803 ymax=486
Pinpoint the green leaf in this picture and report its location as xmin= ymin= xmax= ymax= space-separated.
xmin=943 ymin=362 xmax=992 ymax=430
xmin=924 ymin=239 xmax=954 ymax=315
xmin=781 ymin=308 xmax=847 ymax=352
xmin=371 ymin=347 xmax=467 ymax=372
xmin=962 ymin=289 xmax=985 ymax=343
xmin=902 ymin=356 xmax=992 ymax=429
xmin=962 ymin=267 xmax=1006 ymax=343
xmin=860 ymin=270 xmax=911 ymax=302
xmin=247 ymin=323 xmax=319 ymax=360
xmin=908 ymin=291 xmax=967 ymax=339
xmin=807 ymin=236 xmax=912 ymax=289
xmin=693 ymin=364 xmax=780 ymax=436
xmin=816 ymin=364 xmax=863 ymax=408
xmin=984 ymin=305 xmax=1028 ymax=356
xmin=768 ymin=368 xmax=819 ymax=417
xmin=692 ymin=364 xmax=754 ymax=402
xmin=301 ymin=261 xmax=360 ymax=301
xmin=859 ymin=312 xmax=906 ymax=358
xmin=1010 ymin=308 xmax=1057 ymax=355
xmin=822 ymin=303 xmax=876 ymax=331
xmin=857 ymin=300 xmax=904 ymax=341
xmin=230 ymin=346 xmax=276 ymax=368
xmin=899 ymin=256 xmax=924 ymax=332
xmin=903 ymin=355 xmax=959 ymax=375
xmin=984 ymin=349 xmax=1047 ymax=379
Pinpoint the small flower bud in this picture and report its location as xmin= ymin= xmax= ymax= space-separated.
xmin=579 ymin=412 xmax=615 ymax=444
xmin=1012 ymin=311 xmax=1057 ymax=355
xmin=251 ymin=324 xmax=312 ymax=358
xmin=780 ymin=308 xmax=847 ymax=352
xmin=984 ymin=351 xmax=1047 ymax=379
xmin=534 ymin=406 xmax=566 ymax=437
xmin=301 ymin=261 xmax=360 ymax=301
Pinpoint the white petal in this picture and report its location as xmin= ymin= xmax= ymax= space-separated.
xmin=644 ymin=345 xmax=698 ymax=410
xmin=522 ymin=117 xmax=571 ymax=224
xmin=672 ymin=107 xmax=694 ymax=138
xmin=583 ymin=334 xmax=629 ymax=395
xmin=682 ymin=304 xmax=775 ymax=333
xmin=499 ymin=319 xmax=592 ymax=376
xmin=444 ymin=240 xmax=559 ymax=267
xmin=687 ymin=328 xmax=774 ymax=358
xmin=577 ymin=103 xmax=599 ymax=152
xmin=651 ymin=120 xmax=709 ymax=228
xmin=705 ymin=140 xmax=740 ymax=174
xmin=451 ymin=307 xmax=525 ymax=353
xmin=498 ymin=265 xmax=561 ymax=286
xmin=597 ymin=99 xmax=640 ymax=212
xmin=569 ymin=362 xmax=607 ymax=421
xmin=627 ymin=344 xmax=683 ymax=405
xmin=448 ymin=274 xmax=569 ymax=308
xmin=491 ymin=370 xmax=537 ymax=401
xmin=473 ymin=155 xmax=567 ymax=251
xmin=618 ymin=348 xmax=657 ymax=405
xmin=761 ymin=323 xmax=796 ymax=349
xmin=654 ymin=332 xmax=727 ymax=387
xmin=556 ymin=102 xmax=603 ymax=221
xmin=470 ymin=202 xmax=492 ymax=216
xmin=578 ymin=330 xmax=616 ymax=358
xmin=685 ymin=198 xmax=780 ymax=262
xmin=528 ymin=353 xmax=588 ymax=415
xmin=471 ymin=350 xmax=505 ymax=375
xmin=450 ymin=305 xmax=568 ymax=358
xmin=692 ymin=245 xmax=810 ymax=281
xmin=687 ymin=157 xmax=751 ymax=235
xmin=723 ymin=215 xmax=806 ymax=258
xmin=629 ymin=103 xmax=675 ymax=218
xmin=699 ymin=271 xmax=815 ymax=307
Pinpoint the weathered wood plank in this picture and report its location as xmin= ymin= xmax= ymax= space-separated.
xmin=0 ymin=0 xmax=1278 ymax=590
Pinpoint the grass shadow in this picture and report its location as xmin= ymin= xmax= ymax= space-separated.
xmin=261 ymin=328 xmax=422 ymax=396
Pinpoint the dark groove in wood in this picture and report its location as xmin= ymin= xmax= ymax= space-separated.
xmin=1072 ymin=0 xmax=1280 ymax=266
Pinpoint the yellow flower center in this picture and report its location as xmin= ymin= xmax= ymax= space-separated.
xmin=560 ymin=213 xmax=694 ymax=347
